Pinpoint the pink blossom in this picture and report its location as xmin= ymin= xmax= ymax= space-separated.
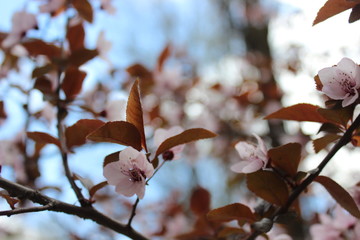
xmin=96 ymin=31 xmax=112 ymax=61
xmin=230 ymin=134 xmax=268 ymax=173
xmin=39 ymin=0 xmax=66 ymax=14
xmin=103 ymin=147 xmax=154 ymax=199
xmin=154 ymin=126 xmax=184 ymax=161
xmin=2 ymin=11 xmax=37 ymax=48
xmin=318 ymin=57 xmax=360 ymax=107
xmin=105 ymin=99 xmax=126 ymax=121
xmin=100 ymin=0 xmax=116 ymax=15
xmin=310 ymin=205 xmax=358 ymax=240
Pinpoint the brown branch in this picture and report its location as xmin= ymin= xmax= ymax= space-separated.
xmin=127 ymin=197 xmax=139 ymax=227
xmin=0 ymin=177 xmax=149 ymax=240
xmin=247 ymin=113 xmax=360 ymax=239
xmin=0 ymin=204 xmax=55 ymax=217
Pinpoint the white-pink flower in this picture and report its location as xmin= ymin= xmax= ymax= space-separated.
xmin=230 ymin=134 xmax=268 ymax=173
xmin=154 ymin=126 xmax=184 ymax=161
xmin=103 ymin=147 xmax=154 ymax=199
xmin=318 ymin=57 xmax=360 ymax=107
xmin=2 ymin=11 xmax=37 ymax=48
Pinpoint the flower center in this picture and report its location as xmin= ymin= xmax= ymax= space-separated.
xmin=124 ymin=165 xmax=146 ymax=182
xmin=340 ymin=72 xmax=356 ymax=95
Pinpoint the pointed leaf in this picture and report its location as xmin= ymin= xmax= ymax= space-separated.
xmin=61 ymin=67 xmax=86 ymax=100
xmin=313 ymin=0 xmax=357 ymax=25
xmin=264 ymin=104 xmax=328 ymax=123
xmin=103 ymin=151 xmax=120 ymax=167
xmin=126 ymin=79 xmax=147 ymax=151
xmin=32 ymin=64 xmax=56 ymax=78
xmin=268 ymin=143 xmax=302 ymax=177
xmin=89 ymin=181 xmax=108 ymax=199
xmin=207 ymin=203 xmax=256 ymax=222
xmin=247 ymin=171 xmax=289 ymax=206
xmin=27 ymin=131 xmax=61 ymax=149
xmin=67 ymin=22 xmax=85 ymax=52
xmin=87 ymin=121 xmax=142 ymax=150
xmin=349 ymin=4 xmax=360 ymax=22
xmin=315 ymin=176 xmax=360 ymax=218
xmin=22 ymin=39 xmax=61 ymax=58
xmin=72 ymin=0 xmax=93 ymax=23
xmin=65 ymin=119 xmax=104 ymax=149
xmin=317 ymin=106 xmax=354 ymax=127
xmin=313 ymin=134 xmax=341 ymax=153
xmin=190 ymin=187 xmax=211 ymax=216
xmin=155 ymin=128 xmax=217 ymax=158
xmin=68 ymin=48 xmax=98 ymax=67
xmin=157 ymin=44 xmax=171 ymax=72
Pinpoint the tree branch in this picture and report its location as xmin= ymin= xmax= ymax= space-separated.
xmin=247 ymin=113 xmax=360 ymax=239
xmin=0 ymin=177 xmax=149 ymax=240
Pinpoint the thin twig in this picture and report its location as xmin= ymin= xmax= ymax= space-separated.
xmin=0 ymin=203 xmax=54 ymax=217
xmin=127 ymin=197 xmax=139 ymax=227
xmin=0 ymin=177 xmax=149 ymax=240
xmin=247 ymin=113 xmax=360 ymax=240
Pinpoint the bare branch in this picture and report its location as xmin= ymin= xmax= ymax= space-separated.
xmin=0 ymin=177 xmax=149 ymax=240
xmin=0 ymin=203 xmax=55 ymax=217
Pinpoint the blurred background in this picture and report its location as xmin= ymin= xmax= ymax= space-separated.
xmin=1 ymin=0 xmax=360 ymax=239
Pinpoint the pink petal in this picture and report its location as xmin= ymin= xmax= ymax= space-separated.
xmin=342 ymin=91 xmax=359 ymax=107
xmin=235 ymin=142 xmax=256 ymax=159
xmin=103 ymin=161 xmax=127 ymax=185
xmin=337 ymin=57 xmax=358 ymax=79
xmin=230 ymin=159 xmax=263 ymax=173
xmin=120 ymin=147 xmax=142 ymax=162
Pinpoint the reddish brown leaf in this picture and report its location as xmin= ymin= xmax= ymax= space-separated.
xmin=207 ymin=203 xmax=256 ymax=222
xmin=268 ymin=143 xmax=302 ymax=177
xmin=155 ymin=128 xmax=217 ymax=158
xmin=314 ymin=74 xmax=323 ymax=91
xmin=0 ymin=101 xmax=6 ymax=119
xmin=157 ymin=44 xmax=171 ymax=72
xmin=313 ymin=134 xmax=341 ymax=153
xmin=87 ymin=121 xmax=142 ymax=150
xmin=349 ymin=4 xmax=360 ymax=22
xmin=126 ymin=64 xmax=152 ymax=79
xmin=126 ymin=79 xmax=147 ymax=151
xmin=103 ymin=151 xmax=120 ymax=167
xmin=247 ymin=171 xmax=289 ymax=206
xmin=315 ymin=176 xmax=360 ymax=218
xmin=27 ymin=131 xmax=61 ymax=149
xmin=34 ymin=76 xmax=53 ymax=96
xmin=68 ymin=48 xmax=98 ymax=67
xmin=313 ymin=0 xmax=357 ymax=25
xmin=0 ymin=192 xmax=19 ymax=209
xmin=190 ymin=187 xmax=211 ymax=216
xmin=89 ymin=181 xmax=108 ymax=199
xmin=318 ymin=106 xmax=354 ymax=127
xmin=61 ymin=67 xmax=87 ymax=100
xmin=264 ymin=104 xmax=328 ymax=123
xmin=72 ymin=0 xmax=93 ymax=23
xmin=126 ymin=64 xmax=154 ymax=94
xmin=65 ymin=119 xmax=104 ymax=149
xmin=32 ymin=64 xmax=56 ymax=78
xmin=67 ymin=22 xmax=85 ymax=52
xmin=22 ymin=39 xmax=62 ymax=58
